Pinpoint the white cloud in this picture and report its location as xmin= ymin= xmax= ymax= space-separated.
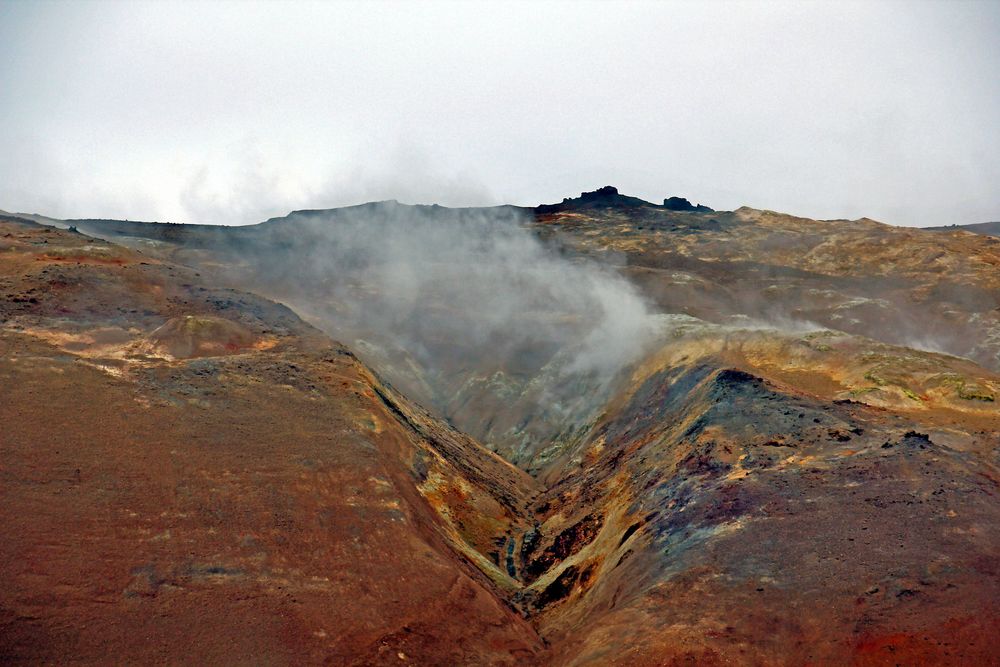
xmin=1 ymin=0 xmax=997 ymax=225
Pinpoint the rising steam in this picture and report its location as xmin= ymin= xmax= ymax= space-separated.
xmin=224 ymin=202 xmax=662 ymax=462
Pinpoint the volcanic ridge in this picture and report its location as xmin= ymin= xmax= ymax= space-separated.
xmin=2 ymin=188 xmax=999 ymax=665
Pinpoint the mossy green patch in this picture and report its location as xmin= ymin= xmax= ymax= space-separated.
xmin=863 ymin=370 xmax=888 ymax=386
xmin=938 ymin=374 xmax=996 ymax=402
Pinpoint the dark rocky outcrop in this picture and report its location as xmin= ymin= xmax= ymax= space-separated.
xmin=535 ymin=186 xmax=656 ymax=214
xmin=535 ymin=187 xmax=715 ymax=215
xmin=663 ymin=196 xmax=714 ymax=212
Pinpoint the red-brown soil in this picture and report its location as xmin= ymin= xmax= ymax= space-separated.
xmin=0 ymin=221 xmax=541 ymax=664
xmin=3 ymin=201 xmax=1000 ymax=665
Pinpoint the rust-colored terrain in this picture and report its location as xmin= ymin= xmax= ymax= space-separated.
xmin=0 ymin=221 xmax=541 ymax=664
xmin=2 ymin=187 xmax=999 ymax=665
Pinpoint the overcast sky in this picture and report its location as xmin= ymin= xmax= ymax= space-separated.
xmin=1 ymin=0 xmax=997 ymax=226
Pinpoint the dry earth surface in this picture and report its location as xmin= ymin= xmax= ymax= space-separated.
xmin=2 ymin=189 xmax=999 ymax=665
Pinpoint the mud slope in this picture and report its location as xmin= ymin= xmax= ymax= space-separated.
xmin=518 ymin=324 xmax=1000 ymax=664
xmin=0 ymin=220 xmax=543 ymax=665
xmin=534 ymin=189 xmax=1000 ymax=374
xmin=45 ymin=189 xmax=1000 ymax=470
xmin=6 ymin=193 xmax=1000 ymax=665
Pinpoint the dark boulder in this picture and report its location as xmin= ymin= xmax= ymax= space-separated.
xmin=536 ymin=186 xmax=655 ymax=214
xmin=663 ymin=196 xmax=714 ymax=213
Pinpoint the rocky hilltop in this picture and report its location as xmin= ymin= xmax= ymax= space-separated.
xmin=2 ymin=189 xmax=999 ymax=665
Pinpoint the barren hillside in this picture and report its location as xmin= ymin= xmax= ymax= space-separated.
xmin=2 ymin=190 xmax=999 ymax=664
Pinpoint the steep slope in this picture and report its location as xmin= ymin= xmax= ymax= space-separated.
xmin=516 ymin=324 xmax=1000 ymax=664
xmin=0 ymin=219 xmax=543 ymax=665
xmin=54 ymin=203 xmax=652 ymax=470
xmin=535 ymin=197 xmax=1000 ymax=375
xmin=7 ymin=192 xmax=1000 ymax=665
xmin=40 ymin=190 xmax=1000 ymax=470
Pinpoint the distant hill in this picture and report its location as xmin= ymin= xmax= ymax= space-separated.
xmin=926 ymin=220 xmax=1000 ymax=237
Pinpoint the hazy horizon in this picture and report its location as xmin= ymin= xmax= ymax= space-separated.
xmin=2 ymin=0 xmax=998 ymax=227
